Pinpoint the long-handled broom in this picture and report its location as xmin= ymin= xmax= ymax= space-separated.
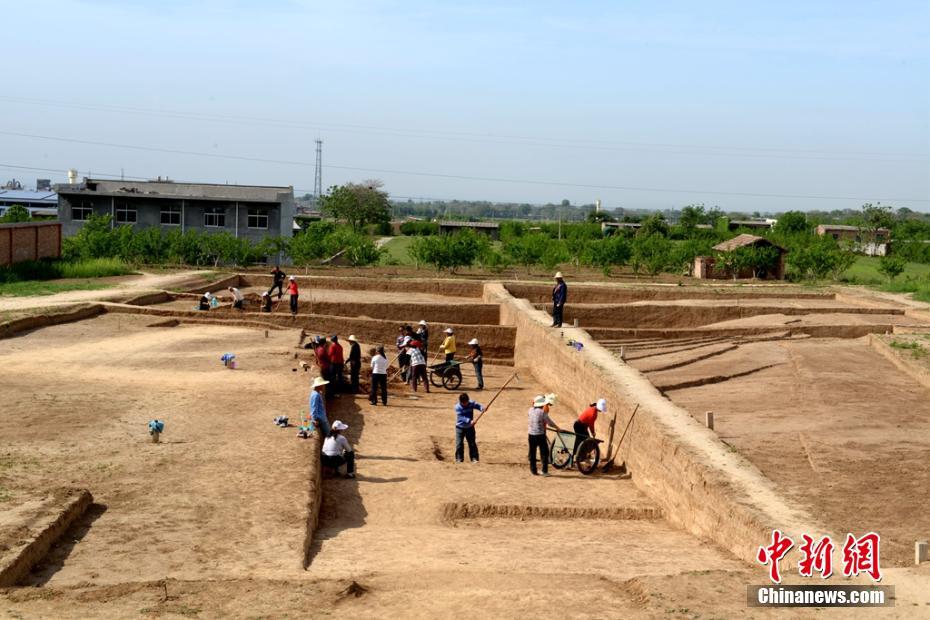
xmin=602 ymin=404 xmax=639 ymax=473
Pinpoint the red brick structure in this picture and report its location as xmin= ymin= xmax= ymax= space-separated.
xmin=0 ymin=221 xmax=62 ymax=266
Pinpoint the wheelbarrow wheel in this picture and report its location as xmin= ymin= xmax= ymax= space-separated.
xmin=575 ymin=438 xmax=601 ymax=475
xmin=429 ymin=370 xmax=443 ymax=388
xmin=550 ymin=440 xmax=572 ymax=470
xmin=442 ymin=368 xmax=462 ymax=390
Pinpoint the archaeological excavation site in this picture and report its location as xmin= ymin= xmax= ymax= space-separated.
xmin=1 ymin=271 xmax=929 ymax=618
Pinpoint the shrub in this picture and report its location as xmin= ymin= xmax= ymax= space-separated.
xmin=399 ymin=221 xmax=439 ymax=236
xmin=879 ymin=255 xmax=906 ymax=282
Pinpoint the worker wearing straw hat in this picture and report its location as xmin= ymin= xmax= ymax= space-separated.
xmin=440 ymin=327 xmax=456 ymax=363
xmin=309 ymin=376 xmax=331 ymax=438
xmin=528 ymin=395 xmax=561 ymax=476
xmin=416 ymin=320 xmax=429 ymax=351
xmin=551 ymin=272 xmax=567 ymax=327
xmin=466 ymin=338 xmax=484 ymax=390
xmin=347 ymin=335 xmax=362 ymax=394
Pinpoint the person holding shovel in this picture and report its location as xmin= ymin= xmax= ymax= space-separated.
xmin=528 ymin=395 xmax=560 ymax=476
xmin=454 ymin=392 xmax=483 ymax=463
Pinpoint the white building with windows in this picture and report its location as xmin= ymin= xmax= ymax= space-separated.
xmin=56 ymin=178 xmax=295 ymax=248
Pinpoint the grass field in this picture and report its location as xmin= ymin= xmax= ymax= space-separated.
xmin=380 ymin=236 xmax=417 ymax=266
xmin=0 ymin=280 xmax=114 ymax=297
xmin=841 ymin=256 xmax=930 ymax=302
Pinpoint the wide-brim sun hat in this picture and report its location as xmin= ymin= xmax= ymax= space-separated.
xmin=311 ymin=376 xmax=330 ymax=388
xmin=468 ymin=338 xmax=479 ymax=345
xmin=444 ymin=328 xmax=454 ymax=334
xmin=332 ymin=420 xmax=348 ymax=431
xmin=596 ymin=398 xmax=607 ymax=412
xmin=554 ymin=271 xmax=563 ymax=278
xmin=545 ymin=393 xmax=558 ymax=406
xmin=533 ymin=395 xmax=548 ymax=407
xmin=348 ymin=335 xmax=358 ymax=342
xmin=419 ymin=320 xmax=427 ymax=326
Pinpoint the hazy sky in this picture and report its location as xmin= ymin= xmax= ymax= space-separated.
xmin=2 ymin=0 xmax=928 ymax=212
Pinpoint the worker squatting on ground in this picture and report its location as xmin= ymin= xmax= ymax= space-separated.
xmin=370 ymin=346 xmax=389 ymax=406
xmin=528 ymin=394 xmax=561 ymax=476
xmin=321 ymin=420 xmax=355 ymax=479
xmin=466 ymin=338 xmax=484 ymax=390
xmin=329 ymin=335 xmax=345 ymax=393
xmin=309 ymin=376 xmax=331 ymax=438
xmin=228 ymin=286 xmax=244 ymax=310
xmin=198 ymin=291 xmax=214 ymax=311
xmin=407 ymin=339 xmax=429 ymax=393
xmin=551 ymin=271 xmax=567 ymax=328
xmin=260 ymin=291 xmax=272 ymax=312
xmin=287 ymin=276 xmax=299 ymax=316
xmin=454 ymin=393 xmax=483 ymax=463
xmin=440 ymin=327 xmax=456 ymax=363
xmin=268 ymin=265 xmax=286 ymax=299
xmin=347 ymin=335 xmax=361 ymax=394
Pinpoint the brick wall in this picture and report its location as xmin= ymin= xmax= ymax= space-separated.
xmin=0 ymin=222 xmax=61 ymax=266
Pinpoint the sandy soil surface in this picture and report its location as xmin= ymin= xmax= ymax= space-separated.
xmin=170 ymin=285 xmax=483 ymax=308
xmin=703 ymin=311 xmax=917 ymax=329
xmin=0 ymin=271 xmax=212 ymax=312
xmin=0 ymin=312 xmax=767 ymax=618
xmin=653 ymin=337 xmax=930 ymax=566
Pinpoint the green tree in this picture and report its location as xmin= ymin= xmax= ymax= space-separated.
xmin=632 ymin=234 xmax=672 ymax=276
xmin=504 ymin=233 xmax=548 ymax=270
xmin=775 ymin=211 xmax=809 ymax=235
xmin=319 ymin=180 xmax=391 ymax=232
xmin=0 ymin=204 xmax=30 ymax=223
xmin=637 ymin=214 xmax=669 ymax=238
xmin=878 ymin=255 xmax=906 ymax=282
xmin=860 ymin=203 xmax=894 ymax=244
xmin=678 ymin=204 xmax=706 ymax=231
xmin=584 ymin=235 xmax=631 ymax=276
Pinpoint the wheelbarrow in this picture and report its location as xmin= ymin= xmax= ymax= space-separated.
xmin=547 ymin=428 xmax=602 ymax=475
xmin=428 ymin=360 xmax=463 ymax=390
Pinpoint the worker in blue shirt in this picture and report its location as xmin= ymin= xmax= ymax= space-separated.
xmin=551 ymin=271 xmax=568 ymax=327
xmin=454 ymin=393 xmax=483 ymax=463
xmin=309 ymin=376 xmax=331 ymax=438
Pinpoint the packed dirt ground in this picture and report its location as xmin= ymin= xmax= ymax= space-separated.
xmin=3 ymin=271 xmax=930 ymax=617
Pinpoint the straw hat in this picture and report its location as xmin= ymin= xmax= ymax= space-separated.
xmin=533 ymin=395 xmax=548 ymax=407
xmin=545 ymin=393 xmax=558 ymax=406
xmin=311 ymin=376 xmax=330 ymax=389
xmin=468 ymin=338 xmax=479 ymax=345
xmin=347 ymin=335 xmax=358 ymax=342
xmin=332 ymin=420 xmax=348 ymax=431
xmin=554 ymin=271 xmax=563 ymax=279
xmin=419 ymin=320 xmax=428 ymax=326
xmin=596 ymin=398 xmax=607 ymax=412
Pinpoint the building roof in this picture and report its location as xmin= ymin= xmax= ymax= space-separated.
xmin=0 ymin=189 xmax=58 ymax=204
xmin=712 ymin=234 xmax=785 ymax=252
xmin=55 ymin=178 xmax=292 ymax=204
xmin=437 ymin=220 xmax=500 ymax=229
xmin=816 ymin=224 xmax=890 ymax=233
xmin=729 ymin=219 xmax=773 ymax=228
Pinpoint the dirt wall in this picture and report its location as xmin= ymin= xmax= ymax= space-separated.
xmin=104 ymin=305 xmax=516 ymax=362
xmin=586 ymin=324 xmax=898 ymax=341
xmin=868 ymin=334 xmax=930 ymax=391
xmin=288 ymin=301 xmax=499 ymax=325
xmin=0 ymin=304 xmax=106 ymax=340
xmin=185 ymin=274 xmax=243 ymax=295
xmin=119 ymin=291 xmax=173 ymax=306
xmin=533 ymin=303 xmax=901 ymax=329
xmin=506 ymin=282 xmax=836 ymax=304
xmin=240 ymin=274 xmax=484 ymax=298
xmin=0 ymin=489 xmax=92 ymax=586
xmin=486 ymin=283 xmax=819 ymax=565
xmin=301 ymin=434 xmax=323 ymax=570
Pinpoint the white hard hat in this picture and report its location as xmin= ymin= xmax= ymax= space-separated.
xmin=444 ymin=328 xmax=454 ymax=334
xmin=596 ymin=398 xmax=607 ymax=412
xmin=468 ymin=338 xmax=479 ymax=345
xmin=332 ymin=420 xmax=348 ymax=431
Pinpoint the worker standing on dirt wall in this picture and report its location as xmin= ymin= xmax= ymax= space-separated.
xmin=347 ymin=335 xmax=361 ymax=394
xmin=440 ymin=327 xmax=456 ymax=363
xmin=268 ymin=266 xmax=287 ymax=299
xmin=309 ymin=376 xmax=331 ymax=438
xmin=287 ymin=276 xmax=299 ymax=316
xmin=329 ymin=335 xmax=345 ymax=393
xmin=454 ymin=393 xmax=483 ymax=463
xmin=528 ymin=395 xmax=560 ymax=476
xmin=551 ymin=272 xmax=567 ymax=328
xmin=466 ymin=338 xmax=484 ymax=390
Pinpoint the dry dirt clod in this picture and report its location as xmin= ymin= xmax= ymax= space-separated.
xmin=338 ymin=581 xmax=369 ymax=600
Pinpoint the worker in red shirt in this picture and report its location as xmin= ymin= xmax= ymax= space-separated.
xmin=286 ymin=276 xmax=299 ymax=316
xmin=574 ymin=398 xmax=607 ymax=440
xmin=328 ymin=335 xmax=345 ymax=393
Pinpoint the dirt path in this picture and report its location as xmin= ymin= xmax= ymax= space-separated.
xmin=0 ymin=270 xmax=211 ymax=312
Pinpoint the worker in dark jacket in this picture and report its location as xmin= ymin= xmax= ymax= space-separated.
xmin=268 ymin=266 xmax=287 ymax=300
xmin=551 ymin=271 xmax=568 ymax=327
xmin=347 ymin=335 xmax=362 ymax=394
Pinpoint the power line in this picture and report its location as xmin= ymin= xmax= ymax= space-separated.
xmin=0 ymin=95 xmax=926 ymax=163
xmin=1 ymin=131 xmax=927 ymax=203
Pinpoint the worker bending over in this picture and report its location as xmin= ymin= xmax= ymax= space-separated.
xmin=575 ymin=398 xmax=607 ymax=440
xmin=321 ymin=420 xmax=355 ymax=479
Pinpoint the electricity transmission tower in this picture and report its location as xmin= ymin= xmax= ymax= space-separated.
xmin=313 ymin=139 xmax=323 ymax=203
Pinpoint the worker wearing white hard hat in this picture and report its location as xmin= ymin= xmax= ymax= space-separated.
xmin=466 ymin=338 xmax=484 ymax=390
xmin=440 ymin=328 xmax=456 ymax=363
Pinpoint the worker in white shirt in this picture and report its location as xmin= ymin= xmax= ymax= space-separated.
xmin=321 ymin=420 xmax=355 ymax=478
xmin=369 ymin=345 xmax=389 ymax=406
xmin=227 ymin=286 xmax=245 ymax=310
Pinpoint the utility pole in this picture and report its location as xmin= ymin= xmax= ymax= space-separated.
xmin=313 ymin=138 xmax=323 ymax=204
